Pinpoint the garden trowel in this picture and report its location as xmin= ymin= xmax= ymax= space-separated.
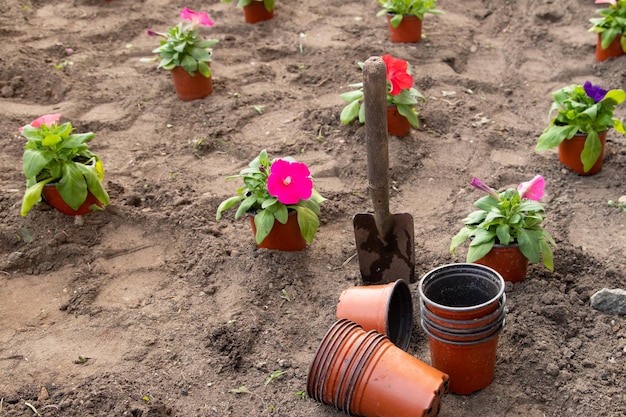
xmin=353 ymin=56 xmax=416 ymax=285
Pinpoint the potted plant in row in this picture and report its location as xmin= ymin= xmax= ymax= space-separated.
xmin=144 ymin=8 xmax=219 ymax=101
xmin=20 ymin=114 xmax=110 ymax=217
xmin=376 ymin=0 xmax=443 ymax=43
xmin=589 ymin=0 xmax=626 ymax=61
xmin=340 ymin=54 xmax=425 ymax=137
xmin=216 ymin=149 xmax=325 ymax=251
xmin=449 ymin=176 xmax=556 ymax=283
xmin=535 ymin=81 xmax=626 ymax=175
xmin=220 ymin=0 xmax=275 ymax=24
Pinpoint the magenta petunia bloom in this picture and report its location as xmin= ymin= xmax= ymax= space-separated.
xmin=19 ymin=113 xmax=62 ymax=132
xmin=583 ymin=81 xmax=608 ymax=103
xmin=267 ymin=159 xmax=313 ymax=204
xmin=180 ymin=8 xmax=214 ymax=27
xmin=382 ymin=54 xmax=414 ymax=96
xmin=517 ymin=175 xmax=545 ymax=201
xmin=469 ymin=177 xmax=499 ymax=199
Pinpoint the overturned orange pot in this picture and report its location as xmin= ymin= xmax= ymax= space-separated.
xmin=308 ymin=319 xmax=449 ymax=417
xmin=335 ymin=279 xmax=413 ymax=350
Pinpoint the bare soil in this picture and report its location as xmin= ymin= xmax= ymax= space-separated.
xmin=1 ymin=0 xmax=625 ymax=416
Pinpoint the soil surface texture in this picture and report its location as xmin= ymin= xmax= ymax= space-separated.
xmin=1 ymin=0 xmax=625 ymax=416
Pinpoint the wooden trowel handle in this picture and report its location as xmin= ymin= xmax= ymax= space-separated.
xmin=363 ymin=57 xmax=392 ymax=239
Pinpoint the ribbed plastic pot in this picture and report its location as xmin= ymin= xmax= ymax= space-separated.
xmin=307 ymin=319 xmax=449 ymax=417
xmin=386 ymin=13 xmax=423 ymax=43
xmin=595 ymin=34 xmax=624 ymax=62
xmin=418 ymin=263 xmax=505 ymax=395
xmin=474 ymin=243 xmax=529 ymax=283
xmin=419 ymin=294 xmax=505 ymax=333
xmin=335 ymin=279 xmax=413 ymax=350
xmin=42 ymin=184 xmax=104 ymax=216
xmin=248 ymin=210 xmax=307 ymax=251
xmin=170 ymin=66 xmax=213 ymax=101
xmin=558 ymin=131 xmax=607 ymax=175
xmin=423 ymin=322 xmax=503 ymax=395
xmin=243 ymin=1 xmax=274 ymax=24
xmin=419 ymin=263 xmax=505 ymax=321
xmin=387 ymin=105 xmax=411 ymax=137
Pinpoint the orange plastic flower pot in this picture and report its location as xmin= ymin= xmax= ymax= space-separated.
xmin=558 ymin=131 xmax=607 ymax=175
xmin=421 ymin=316 xmax=504 ymax=343
xmin=335 ymin=279 xmax=413 ymax=350
xmin=474 ymin=244 xmax=529 ymax=283
xmin=170 ymin=66 xmax=213 ymax=102
xmin=419 ymin=263 xmax=505 ymax=321
xmin=42 ymin=184 xmax=104 ymax=216
xmin=387 ymin=105 xmax=411 ymax=137
xmin=425 ymin=328 xmax=501 ymax=395
xmin=243 ymin=1 xmax=274 ymax=24
xmin=419 ymin=295 xmax=505 ymax=333
xmin=248 ymin=210 xmax=307 ymax=251
xmin=307 ymin=319 xmax=449 ymax=417
xmin=386 ymin=14 xmax=423 ymax=43
xmin=595 ymin=34 xmax=624 ymax=62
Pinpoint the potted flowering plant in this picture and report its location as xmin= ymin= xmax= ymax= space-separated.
xmin=220 ymin=0 xmax=275 ymax=24
xmin=216 ymin=149 xmax=326 ymax=251
xmin=340 ymin=54 xmax=425 ymax=137
xmin=535 ymin=81 xmax=626 ymax=174
xmin=20 ymin=114 xmax=110 ymax=217
xmin=144 ymin=8 xmax=218 ymax=101
xmin=589 ymin=0 xmax=626 ymax=61
xmin=376 ymin=0 xmax=443 ymax=42
xmin=449 ymin=176 xmax=556 ymax=282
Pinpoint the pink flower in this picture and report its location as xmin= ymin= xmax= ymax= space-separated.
xmin=180 ymin=8 xmax=214 ymax=27
xmin=517 ymin=175 xmax=545 ymax=201
xmin=469 ymin=177 xmax=499 ymax=199
xmin=382 ymin=54 xmax=414 ymax=96
xmin=19 ymin=113 xmax=62 ymax=132
xmin=267 ymin=159 xmax=313 ymax=204
xmin=595 ymin=0 xmax=617 ymax=5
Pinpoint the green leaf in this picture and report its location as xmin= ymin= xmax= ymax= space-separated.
xmin=449 ymin=227 xmax=471 ymax=255
xmin=580 ymin=131 xmax=602 ymax=173
xmin=254 ymin=209 xmax=275 ymax=244
xmin=517 ymin=228 xmax=540 ymax=264
xmin=21 ymin=178 xmax=54 ymax=217
xmin=463 ymin=209 xmax=487 ymax=225
xmin=536 ymin=125 xmax=578 ymax=150
xmin=470 ymin=228 xmax=496 ymax=247
xmin=294 ymin=206 xmax=318 ymax=243
xmin=57 ymin=164 xmax=87 ymax=210
xmin=539 ymin=239 xmax=554 ymax=271
xmin=340 ymin=100 xmax=361 ymax=124
xmin=274 ymin=204 xmax=288 ymax=224
xmin=495 ymin=224 xmax=511 ymax=245
xmin=396 ymin=104 xmax=420 ymax=128
xmin=467 ymin=240 xmax=494 ymax=263
xmin=235 ymin=194 xmax=258 ymax=219
xmin=197 ymin=61 xmax=211 ymax=78
xmin=22 ymin=149 xmax=53 ymax=179
xmin=474 ymin=195 xmax=498 ymax=211
xmin=216 ymin=195 xmax=243 ymax=220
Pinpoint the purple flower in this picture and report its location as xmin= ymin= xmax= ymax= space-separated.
xmin=583 ymin=81 xmax=608 ymax=102
xmin=469 ymin=177 xmax=499 ymax=199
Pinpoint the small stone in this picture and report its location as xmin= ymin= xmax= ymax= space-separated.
xmin=618 ymin=195 xmax=626 ymax=204
xmin=1 ymin=85 xmax=14 ymax=97
xmin=590 ymin=288 xmax=626 ymax=315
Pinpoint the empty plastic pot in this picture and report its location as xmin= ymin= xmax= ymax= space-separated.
xmin=419 ymin=263 xmax=506 ymax=395
xmin=307 ymin=319 xmax=449 ymax=417
xmin=335 ymin=279 xmax=413 ymax=350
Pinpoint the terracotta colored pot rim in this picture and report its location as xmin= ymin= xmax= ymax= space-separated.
xmin=419 ymin=263 xmax=505 ymax=313
xmin=420 ymin=297 xmax=505 ymax=334
xmin=421 ymin=319 xmax=504 ymax=346
xmin=421 ymin=313 xmax=505 ymax=339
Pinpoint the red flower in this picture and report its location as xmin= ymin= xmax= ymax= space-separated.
xmin=267 ymin=159 xmax=313 ymax=205
xmin=19 ymin=113 xmax=61 ymax=132
xmin=382 ymin=54 xmax=413 ymax=96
